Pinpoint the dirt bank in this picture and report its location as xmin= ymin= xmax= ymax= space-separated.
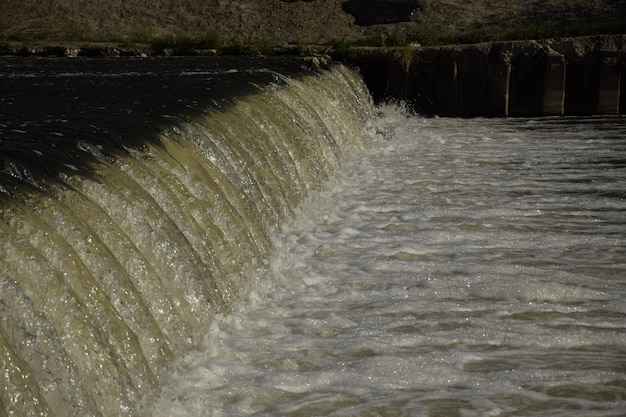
xmin=1 ymin=0 xmax=625 ymax=46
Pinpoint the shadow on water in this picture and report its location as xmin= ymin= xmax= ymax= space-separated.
xmin=0 ymin=56 xmax=316 ymax=195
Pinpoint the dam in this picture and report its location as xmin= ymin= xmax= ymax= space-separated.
xmin=1 ymin=52 xmax=626 ymax=416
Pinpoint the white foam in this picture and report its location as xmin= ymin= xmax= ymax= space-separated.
xmin=148 ymin=109 xmax=626 ymax=417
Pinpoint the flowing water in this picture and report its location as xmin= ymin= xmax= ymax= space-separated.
xmin=1 ymin=56 xmax=625 ymax=417
xmin=0 ymin=57 xmax=371 ymax=417
xmin=150 ymin=109 xmax=626 ymax=417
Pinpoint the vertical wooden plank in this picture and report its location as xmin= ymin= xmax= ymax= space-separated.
xmin=564 ymin=62 xmax=596 ymax=115
xmin=619 ymin=51 xmax=626 ymax=114
xmin=543 ymin=55 xmax=566 ymax=116
xmin=597 ymin=50 xmax=621 ymax=115
xmin=408 ymin=62 xmax=437 ymax=115
xmin=458 ymin=50 xmax=488 ymax=117
xmin=486 ymin=63 xmax=511 ymax=117
xmin=435 ymin=58 xmax=458 ymax=116
xmin=509 ymin=54 xmax=545 ymax=117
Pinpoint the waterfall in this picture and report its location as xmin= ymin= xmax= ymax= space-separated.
xmin=0 ymin=60 xmax=373 ymax=417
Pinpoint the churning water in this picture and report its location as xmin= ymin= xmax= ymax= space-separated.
xmin=150 ymin=109 xmax=626 ymax=417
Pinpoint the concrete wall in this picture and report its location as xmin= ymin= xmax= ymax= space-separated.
xmin=343 ymin=35 xmax=626 ymax=117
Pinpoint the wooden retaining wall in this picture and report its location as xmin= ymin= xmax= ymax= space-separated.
xmin=342 ymin=35 xmax=626 ymax=117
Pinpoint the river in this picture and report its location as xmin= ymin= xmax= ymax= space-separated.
xmin=1 ymin=57 xmax=625 ymax=417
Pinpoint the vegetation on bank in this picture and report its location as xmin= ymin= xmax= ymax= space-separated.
xmin=149 ymin=16 xmax=626 ymax=54
xmin=1 ymin=13 xmax=625 ymax=55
